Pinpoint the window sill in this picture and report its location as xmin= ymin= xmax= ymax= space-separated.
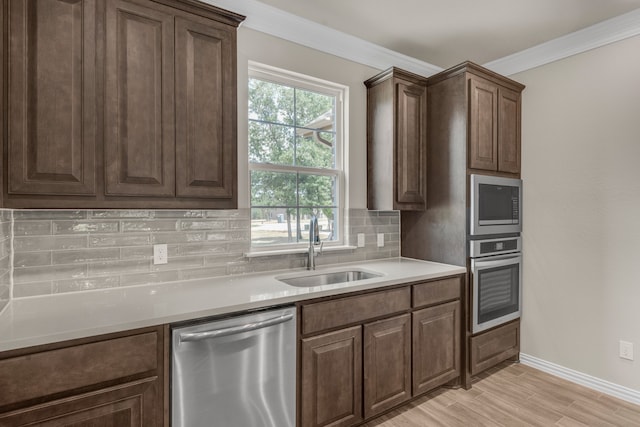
xmin=244 ymin=245 xmax=357 ymax=258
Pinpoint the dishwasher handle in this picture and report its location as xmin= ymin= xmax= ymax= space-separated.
xmin=178 ymin=312 xmax=294 ymax=343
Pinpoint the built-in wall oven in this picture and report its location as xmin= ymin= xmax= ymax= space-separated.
xmin=469 ymin=236 xmax=522 ymax=333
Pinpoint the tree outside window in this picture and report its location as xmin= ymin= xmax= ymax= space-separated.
xmin=248 ymin=65 xmax=345 ymax=248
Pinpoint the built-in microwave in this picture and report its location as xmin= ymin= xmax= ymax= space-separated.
xmin=470 ymin=174 xmax=522 ymax=236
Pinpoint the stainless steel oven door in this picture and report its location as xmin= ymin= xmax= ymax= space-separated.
xmin=471 ymin=253 xmax=522 ymax=334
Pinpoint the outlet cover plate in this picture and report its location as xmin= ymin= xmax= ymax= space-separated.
xmin=620 ymin=340 xmax=634 ymax=361
xmin=153 ymin=244 xmax=168 ymax=265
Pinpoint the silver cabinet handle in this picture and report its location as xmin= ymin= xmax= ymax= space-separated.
xmin=179 ymin=313 xmax=294 ymax=343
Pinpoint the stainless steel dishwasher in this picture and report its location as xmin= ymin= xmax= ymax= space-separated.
xmin=172 ymin=306 xmax=296 ymax=427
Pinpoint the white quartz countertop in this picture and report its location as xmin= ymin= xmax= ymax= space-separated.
xmin=0 ymin=257 xmax=466 ymax=352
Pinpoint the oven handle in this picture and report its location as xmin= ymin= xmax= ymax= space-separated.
xmin=179 ymin=313 xmax=294 ymax=343
xmin=472 ymin=254 xmax=521 ymax=269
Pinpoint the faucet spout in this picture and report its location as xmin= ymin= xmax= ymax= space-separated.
xmin=307 ymin=215 xmax=321 ymax=270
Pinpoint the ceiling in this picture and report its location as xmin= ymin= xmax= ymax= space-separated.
xmin=254 ymin=0 xmax=640 ymax=68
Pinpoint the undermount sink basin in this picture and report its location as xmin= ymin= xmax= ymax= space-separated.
xmin=276 ymin=268 xmax=383 ymax=287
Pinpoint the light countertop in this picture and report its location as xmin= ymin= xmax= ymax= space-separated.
xmin=0 ymin=257 xmax=466 ymax=352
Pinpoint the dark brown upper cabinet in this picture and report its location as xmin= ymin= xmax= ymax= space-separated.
xmin=425 ymin=62 xmax=524 ymax=176
xmin=3 ymin=0 xmax=244 ymax=209
xmin=7 ymin=0 xmax=98 ymax=197
xmin=468 ymin=74 xmax=522 ymax=174
xmin=366 ymin=67 xmax=428 ymax=211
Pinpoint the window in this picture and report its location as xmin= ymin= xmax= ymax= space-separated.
xmin=248 ymin=63 xmax=346 ymax=248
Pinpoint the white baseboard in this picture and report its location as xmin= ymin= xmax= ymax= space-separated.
xmin=520 ymin=353 xmax=640 ymax=406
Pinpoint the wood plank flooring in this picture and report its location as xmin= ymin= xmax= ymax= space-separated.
xmin=364 ymin=362 xmax=640 ymax=426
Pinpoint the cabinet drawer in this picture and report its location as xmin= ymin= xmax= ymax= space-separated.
xmin=0 ymin=330 xmax=160 ymax=408
xmin=413 ymin=276 xmax=461 ymax=308
xmin=302 ymin=287 xmax=411 ymax=335
xmin=470 ymin=320 xmax=520 ymax=376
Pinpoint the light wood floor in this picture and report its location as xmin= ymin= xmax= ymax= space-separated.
xmin=365 ymin=362 xmax=640 ymax=427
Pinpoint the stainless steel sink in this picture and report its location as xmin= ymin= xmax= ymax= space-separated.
xmin=277 ymin=269 xmax=382 ymax=287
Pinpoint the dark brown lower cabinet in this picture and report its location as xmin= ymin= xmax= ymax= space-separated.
xmin=0 ymin=327 xmax=166 ymax=427
xmin=363 ymin=314 xmax=411 ymax=419
xmin=298 ymin=275 xmax=465 ymax=427
xmin=300 ymin=326 xmax=363 ymax=427
xmin=470 ymin=319 xmax=520 ymax=376
xmin=412 ymin=301 xmax=461 ymax=395
xmin=0 ymin=378 xmax=159 ymax=426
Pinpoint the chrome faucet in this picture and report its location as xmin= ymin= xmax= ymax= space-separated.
xmin=307 ymin=215 xmax=323 ymax=270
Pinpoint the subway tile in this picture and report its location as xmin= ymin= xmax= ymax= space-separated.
xmin=0 ymin=210 xmax=12 ymax=221
xmin=54 ymin=276 xmax=121 ymax=293
xmin=120 ymin=246 xmax=152 ymax=260
xmin=88 ymin=259 xmax=150 ymax=276
xmin=205 ymin=230 xmax=250 ymax=242
xmin=14 ymin=235 xmax=88 ymax=252
xmin=175 ymin=241 xmax=229 ymax=256
xmin=153 ymin=210 xmax=204 ymax=218
xmin=376 ymin=210 xmax=400 ymax=217
xmin=14 ymin=252 xmax=52 ymax=268
xmin=14 ymin=210 xmax=87 ymax=220
xmin=52 ymin=248 xmax=121 ymax=265
xmin=14 ymin=281 xmax=54 ymax=298
xmin=151 ymin=255 xmax=204 ymax=272
xmin=374 ymin=224 xmax=400 ymax=234
xmin=180 ymin=220 xmax=227 ymax=231
xmin=90 ymin=234 xmax=151 ymax=247
xmin=151 ymin=232 xmax=206 ymax=244
xmin=120 ymin=271 xmax=180 ymax=287
xmin=203 ymin=253 xmax=245 ymax=266
xmin=53 ymin=220 xmax=119 ymax=234
xmin=0 ymin=222 xmax=12 ymax=240
xmin=13 ymin=220 xmax=52 ymax=236
xmin=178 ymin=266 xmax=228 ymax=280
xmin=121 ymin=220 xmax=178 ymax=232
xmin=228 ymin=219 xmax=250 ymax=229
xmin=14 ymin=264 xmax=87 ymax=284
xmin=205 ymin=209 xmax=249 ymax=219
xmin=90 ymin=210 xmax=153 ymax=219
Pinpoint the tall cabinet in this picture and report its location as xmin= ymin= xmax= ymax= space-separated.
xmin=400 ymin=62 xmax=524 ymax=385
xmin=2 ymin=0 xmax=244 ymax=209
xmin=365 ymin=68 xmax=428 ymax=211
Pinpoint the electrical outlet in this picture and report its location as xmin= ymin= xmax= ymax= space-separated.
xmin=153 ymin=244 xmax=168 ymax=265
xmin=377 ymin=233 xmax=384 ymax=248
xmin=357 ymin=233 xmax=365 ymax=247
xmin=620 ymin=340 xmax=634 ymax=361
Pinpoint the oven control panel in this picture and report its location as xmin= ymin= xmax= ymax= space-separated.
xmin=470 ymin=236 xmax=521 ymax=258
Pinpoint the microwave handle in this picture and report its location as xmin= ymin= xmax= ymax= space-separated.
xmin=473 ymin=254 xmax=521 ymax=269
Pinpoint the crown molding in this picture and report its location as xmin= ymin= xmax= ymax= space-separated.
xmin=484 ymin=8 xmax=640 ymax=76
xmin=200 ymin=0 xmax=443 ymax=76
xmin=203 ymin=0 xmax=640 ymax=77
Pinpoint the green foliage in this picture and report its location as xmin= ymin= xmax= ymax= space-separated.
xmin=249 ymin=77 xmax=339 ymax=235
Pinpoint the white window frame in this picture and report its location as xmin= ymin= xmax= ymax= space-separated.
xmin=248 ymin=62 xmax=347 ymax=251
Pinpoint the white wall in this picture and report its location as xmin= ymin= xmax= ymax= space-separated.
xmin=236 ymin=27 xmax=380 ymax=209
xmin=515 ymin=35 xmax=640 ymax=391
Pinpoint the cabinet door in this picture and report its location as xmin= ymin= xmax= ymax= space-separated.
xmin=363 ymin=314 xmax=411 ymax=419
xmin=175 ymin=16 xmax=236 ymax=201
xmin=0 ymin=378 xmax=162 ymax=426
xmin=498 ymin=87 xmax=521 ymax=174
xmin=104 ymin=0 xmax=175 ymax=197
xmin=7 ymin=0 xmax=97 ymax=196
xmin=301 ymin=326 xmax=363 ymax=427
xmin=468 ymin=77 xmax=498 ymax=171
xmin=413 ymin=301 xmax=461 ymax=395
xmin=395 ymin=81 xmax=427 ymax=210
